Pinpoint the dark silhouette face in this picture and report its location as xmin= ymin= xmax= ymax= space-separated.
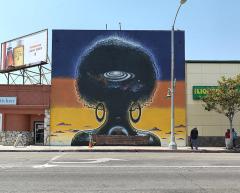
xmin=76 ymin=38 xmax=157 ymax=106
xmin=75 ymin=37 xmax=157 ymax=136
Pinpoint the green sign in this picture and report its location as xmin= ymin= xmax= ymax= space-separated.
xmin=192 ymin=86 xmax=218 ymax=100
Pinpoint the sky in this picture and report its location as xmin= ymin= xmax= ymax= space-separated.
xmin=0 ymin=0 xmax=240 ymax=62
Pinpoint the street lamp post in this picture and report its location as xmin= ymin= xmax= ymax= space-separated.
xmin=169 ymin=0 xmax=187 ymax=150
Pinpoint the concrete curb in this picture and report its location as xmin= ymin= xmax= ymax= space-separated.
xmin=0 ymin=150 xmax=239 ymax=153
xmin=0 ymin=147 xmax=239 ymax=153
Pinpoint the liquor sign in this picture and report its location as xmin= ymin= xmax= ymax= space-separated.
xmin=192 ymin=86 xmax=218 ymax=100
xmin=193 ymin=85 xmax=240 ymax=100
xmin=0 ymin=97 xmax=17 ymax=105
xmin=1 ymin=29 xmax=48 ymax=72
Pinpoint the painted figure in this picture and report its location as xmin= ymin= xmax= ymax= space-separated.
xmin=71 ymin=37 xmax=160 ymax=146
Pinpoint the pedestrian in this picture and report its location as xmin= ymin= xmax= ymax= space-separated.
xmin=190 ymin=127 xmax=198 ymax=150
xmin=232 ymin=128 xmax=238 ymax=148
xmin=189 ymin=137 xmax=193 ymax=150
xmin=225 ymin=129 xmax=231 ymax=149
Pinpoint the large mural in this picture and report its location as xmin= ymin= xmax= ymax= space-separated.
xmin=50 ymin=30 xmax=186 ymax=146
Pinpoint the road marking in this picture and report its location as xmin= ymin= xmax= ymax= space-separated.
xmin=52 ymin=158 xmax=125 ymax=164
xmin=50 ymin=153 xmax=67 ymax=162
xmin=32 ymin=153 xmax=67 ymax=168
xmin=32 ymin=165 xmax=240 ymax=168
xmin=33 ymin=163 xmax=58 ymax=168
xmin=33 ymin=157 xmax=125 ymax=168
xmin=0 ymin=165 xmax=15 ymax=169
xmin=31 ymin=153 xmax=240 ymax=169
xmin=33 ymin=162 xmax=58 ymax=169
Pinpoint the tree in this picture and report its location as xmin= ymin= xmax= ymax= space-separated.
xmin=201 ymin=75 xmax=240 ymax=147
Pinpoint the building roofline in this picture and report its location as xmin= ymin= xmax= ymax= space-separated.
xmin=186 ymin=60 xmax=240 ymax=64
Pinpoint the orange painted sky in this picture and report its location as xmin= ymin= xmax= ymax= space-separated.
xmin=51 ymin=78 xmax=185 ymax=108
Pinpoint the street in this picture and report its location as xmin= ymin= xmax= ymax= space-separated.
xmin=0 ymin=152 xmax=240 ymax=193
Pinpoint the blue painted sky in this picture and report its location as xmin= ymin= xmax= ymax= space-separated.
xmin=0 ymin=0 xmax=239 ymax=60
xmin=52 ymin=30 xmax=185 ymax=80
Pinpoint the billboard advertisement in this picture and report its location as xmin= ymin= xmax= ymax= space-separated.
xmin=51 ymin=30 xmax=186 ymax=146
xmin=1 ymin=29 xmax=48 ymax=72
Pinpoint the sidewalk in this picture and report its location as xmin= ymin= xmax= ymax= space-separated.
xmin=0 ymin=145 xmax=239 ymax=153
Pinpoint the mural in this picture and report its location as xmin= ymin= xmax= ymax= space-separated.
xmin=51 ymin=30 xmax=186 ymax=146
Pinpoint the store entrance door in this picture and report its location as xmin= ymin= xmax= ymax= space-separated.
xmin=34 ymin=122 xmax=44 ymax=145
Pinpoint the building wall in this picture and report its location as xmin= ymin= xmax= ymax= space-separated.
xmin=50 ymin=30 xmax=186 ymax=146
xmin=0 ymin=85 xmax=50 ymax=145
xmin=5 ymin=114 xmax=30 ymax=131
xmin=186 ymin=61 xmax=240 ymax=146
xmin=0 ymin=85 xmax=50 ymax=108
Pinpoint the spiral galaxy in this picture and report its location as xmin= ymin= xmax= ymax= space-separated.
xmin=103 ymin=71 xmax=135 ymax=82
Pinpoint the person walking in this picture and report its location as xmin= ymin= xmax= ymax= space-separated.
xmin=225 ymin=129 xmax=231 ymax=149
xmin=190 ymin=127 xmax=198 ymax=150
xmin=232 ymin=128 xmax=238 ymax=148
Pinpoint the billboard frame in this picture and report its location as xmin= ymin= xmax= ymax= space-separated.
xmin=2 ymin=64 xmax=51 ymax=85
xmin=0 ymin=29 xmax=48 ymax=73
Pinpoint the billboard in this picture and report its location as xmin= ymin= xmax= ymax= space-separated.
xmin=51 ymin=30 xmax=186 ymax=146
xmin=1 ymin=29 xmax=48 ymax=72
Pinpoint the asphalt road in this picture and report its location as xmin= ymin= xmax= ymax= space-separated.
xmin=0 ymin=152 xmax=240 ymax=193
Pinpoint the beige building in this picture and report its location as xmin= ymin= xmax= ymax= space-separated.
xmin=186 ymin=60 xmax=240 ymax=146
